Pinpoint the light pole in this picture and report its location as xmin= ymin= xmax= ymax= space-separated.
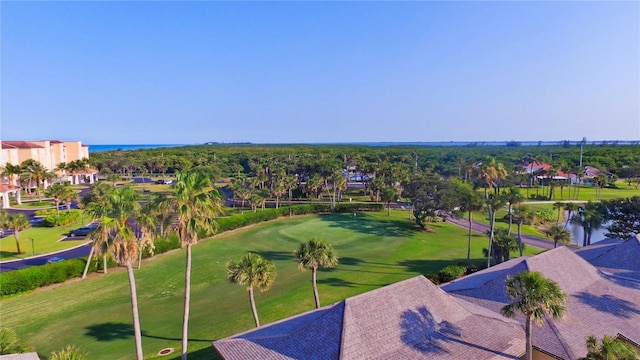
xmin=26 ymin=238 xmax=34 ymax=257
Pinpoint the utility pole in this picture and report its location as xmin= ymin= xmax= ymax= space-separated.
xmin=579 ymin=137 xmax=586 ymax=167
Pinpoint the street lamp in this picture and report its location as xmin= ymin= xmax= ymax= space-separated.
xmin=26 ymin=238 xmax=35 ymax=257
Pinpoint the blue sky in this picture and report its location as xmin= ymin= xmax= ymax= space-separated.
xmin=1 ymin=1 xmax=638 ymax=145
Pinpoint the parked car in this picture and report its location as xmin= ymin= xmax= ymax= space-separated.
xmin=47 ymin=256 xmax=65 ymax=264
xmin=156 ymin=179 xmax=174 ymax=184
xmin=68 ymin=224 xmax=97 ymax=237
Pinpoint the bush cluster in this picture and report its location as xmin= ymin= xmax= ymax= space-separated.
xmin=41 ymin=211 xmax=81 ymax=227
xmin=437 ymin=264 xmax=467 ymax=283
xmin=1 ymin=258 xmax=95 ymax=297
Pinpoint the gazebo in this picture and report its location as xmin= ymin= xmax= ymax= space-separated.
xmin=0 ymin=184 xmax=22 ymax=209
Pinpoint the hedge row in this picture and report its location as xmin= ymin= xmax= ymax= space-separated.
xmin=1 ymin=258 xmax=96 ymax=297
xmin=1 ymin=203 xmax=384 ymax=297
xmin=42 ymin=211 xmax=81 ymax=227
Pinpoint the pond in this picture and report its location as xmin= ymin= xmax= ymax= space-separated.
xmin=563 ymin=210 xmax=611 ymax=246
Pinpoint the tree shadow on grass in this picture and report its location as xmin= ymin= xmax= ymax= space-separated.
xmin=171 ymin=346 xmax=221 ymax=360
xmin=85 ymin=322 xmax=134 ymax=342
xmin=397 ymin=259 xmax=468 ymax=275
xmin=85 ymin=323 xmax=211 ymax=343
xmin=253 ymin=250 xmax=294 ymax=262
xmin=316 ymin=277 xmax=388 ymax=288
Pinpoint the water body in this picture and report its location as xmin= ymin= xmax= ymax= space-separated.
xmin=88 ymin=144 xmax=188 ymax=152
xmin=562 ymin=210 xmax=612 ymax=245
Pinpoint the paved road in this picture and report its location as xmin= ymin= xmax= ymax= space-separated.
xmin=0 ymin=241 xmax=92 ymax=272
xmin=445 ymin=216 xmax=561 ymax=251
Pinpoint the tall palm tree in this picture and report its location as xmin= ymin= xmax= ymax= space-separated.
xmin=501 ymin=271 xmax=567 ymax=360
xmin=21 ymin=160 xmax=54 ymax=200
xmin=503 ymin=187 xmax=525 ymax=234
xmin=545 ymin=225 xmax=572 ymax=248
xmin=380 ymin=186 xmax=399 ymax=216
xmin=485 ymin=193 xmax=506 ymax=268
xmin=6 ymin=213 xmax=31 ymax=254
xmin=513 ymin=206 xmax=536 ymax=256
xmin=571 ymin=202 xmax=604 ymax=246
xmin=553 ymin=201 xmax=565 ymax=226
xmin=564 ymin=202 xmax=579 ymax=228
xmin=92 ymin=185 xmax=148 ymax=360
xmin=172 ymin=172 xmax=224 ymax=360
xmin=3 ymin=163 xmax=22 ymax=186
xmin=580 ymin=335 xmax=640 ymax=360
xmin=294 ymin=237 xmax=339 ymax=309
xmin=226 ymin=253 xmax=276 ymax=328
xmin=459 ymin=185 xmax=484 ymax=265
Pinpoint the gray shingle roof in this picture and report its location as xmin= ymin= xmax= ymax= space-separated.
xmin=442 ymin=246 xmax=640 ymax=359
xmin=214 ymin=276 xmax=525 ymax=360
xmin=576 ymin=234 xmax=640 ymax=281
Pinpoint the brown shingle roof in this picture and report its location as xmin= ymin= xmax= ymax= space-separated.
xmin=576 ymin=235 xmax=640 ymax=281
xmin=214 ymin=276 xmax=525 ymax=360
xmin=442 ymin=247 xmax=640 ymax=359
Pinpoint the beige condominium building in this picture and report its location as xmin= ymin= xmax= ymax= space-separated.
xmin=0 ymin=140 xmax=96 ymax=208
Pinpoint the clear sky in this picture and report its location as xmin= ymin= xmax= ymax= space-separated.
xmin=1 ymin=1 xmax=639 ymax=145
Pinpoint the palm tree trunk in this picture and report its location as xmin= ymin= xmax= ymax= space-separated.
xmin=312 ymin=267 xmax=320 ymax=309
xmin=517 ymin=223 xmax=524 ymax=256
xmin=127 ymin=263 xmax=144 ymax=360
xmin=14 ymin=233 xmax=22 ymax=254
xmin=487 ymin=211 xmax=495 ymax=268
xmin=103 ymin=254 xmax=108 ymax=274
xmin=507 ymin=205 xmax=513 ymax=235
xmin=466 ymin=211 xmax=472 ymax=266
xmin=525 ymin=315 xmax=532 ymax=360
xmin=82 ymin=247 xmax=94 ymax=279
xmin=182 ymin=244 xmax=192 ymax=360
xmin=249 ymin=287 xmax=260 ymax=327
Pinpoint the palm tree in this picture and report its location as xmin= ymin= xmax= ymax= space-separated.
xmin=513 ymin=206 xmax=536 ymax=256
xmin=92 ymin=185 xmax=148 ymax=360
xmin=380 ymin=186 xmax=399 ymax=216
xmin=564 ymin=202 xmax=579 ymax=228
xmin=45 ymin=183 xmax=76 ymax=216
xmin=485 ymin=193 xmax=506 ymax=268
xmin=294 ymin=237 xmax=339 ymax=309
xmin=571 ymin=202 xmax=604 ymax=246
xmin=6 ymin=213 xmax=31 ymax=254
xmin=545 ymin=225 xmax=572 ymax=248
xmin=503 ymin=187 xmax=524 ymax=234
xmin=226 ymin=253 xmax=276 ymax=328
xmin=553 ymin=201 xmax=565 ymax=226
xmin=172 ymin=172 xmax=224 ymax=360
xmin=580 ymin=335 xmax=640 ymax=360
xmin=21 ymin=160 xmax=54 ymax=200
xmin=459 ymin=185 xmax=484 ymax=265
xmin=501 ymin=271 xmax=567 ymax=360
xmin=3 ymin=163 xmax=22 ymax=186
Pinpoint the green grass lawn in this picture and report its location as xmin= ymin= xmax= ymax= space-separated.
xmin=0 ymin=211 xmax=542 ymax=360
xmin=0 ymin=217 xmax=91 ymax=260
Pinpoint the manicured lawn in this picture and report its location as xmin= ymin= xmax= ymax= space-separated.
xmin=0 ymin=211 xmax=542 ymax=360
xmin=0 ymin=217 xmax=90 ymax=260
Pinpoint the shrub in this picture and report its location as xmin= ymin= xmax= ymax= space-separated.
xmin=142 ymin=233 xmax=181 ymax=258
xmin=438 ymin=264 xmax=467 ymax=283
xmin=0 ymin=258 xmax=92 ymax=297
xmin=50 ymin=345 xmax=89 ymax=360
xmin=41 ymin=210 xmax=81 ymax=227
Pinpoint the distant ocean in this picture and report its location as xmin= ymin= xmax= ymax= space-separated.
xmin=89 ymin=144 xmax=188 ymax=152
xmin=89 ymin=140 xmax=638 ymax=153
